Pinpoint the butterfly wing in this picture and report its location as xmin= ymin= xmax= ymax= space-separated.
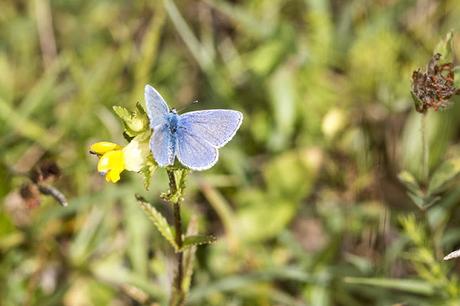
xmin=175 ymin=110 xmax=242 ymax=170
xmin=145 ymin=85 xmax=175 ymax=166
xmin=150 ymin=123 xmax=176 ymax=167
xmin=179 ymin=110 xmax=243 ymax=148
xmin=175 ymin=128 xmax=218 ymax=170
xmin=144 ymin=85 xmax=169 ymax=127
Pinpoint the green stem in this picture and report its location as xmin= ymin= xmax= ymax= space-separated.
xmin=421 ymin=113 xmax=429 ymax=184
xmin=173 ymin=204 xmax=184 ymax=299
xmin=167 ymin=169 xmax=185 ymax=306
xmin=420 ymin=114 xmax=440 ymax=258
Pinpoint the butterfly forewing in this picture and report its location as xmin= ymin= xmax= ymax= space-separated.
xmin=179 ymin=110 xmax=243 ymax=148
xmin=150 ymin=124 xmax=175 ymax=167
xmin=145 ymin=85 xmax=169 ymax=127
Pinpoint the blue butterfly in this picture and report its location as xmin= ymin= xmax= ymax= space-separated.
xmin=144 ymin=85 xmax=243 ymax=171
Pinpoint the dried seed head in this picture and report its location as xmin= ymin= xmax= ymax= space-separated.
xmin=411 ymin=53 xmax=460 ymax=113
xmin=19 ymin=184 xmax=41 ymax=209
xmin=30 ymin=160 xmax=61 ymax=184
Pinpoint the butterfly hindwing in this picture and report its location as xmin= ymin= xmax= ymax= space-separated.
xmin=179 ymin=110 xmax=243 ymax=148
xmin=145 ymin=85 xmax=169 ymax=127
xmin=176 ymin=128 xmax=218 ymax=171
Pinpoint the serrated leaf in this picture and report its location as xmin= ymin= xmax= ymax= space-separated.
xmin=140 ymin=155 xmax=157 ymax=190
xmin=113 ymin=105 xmax=149 ymax=137
xmin=161 ymin=168 xmax=190 ymax=203
xmin=180 ymin=235 xmax=216 ymax=251
xmin=135 ymin=195 xmax=178 ymax=251
xmin=113 ymin=105 xmax=131 ymax=122
xmin=428 ymin=157 xmax=460 ymax=194
xmin=113 ymin=105 xmax=137 ymax=137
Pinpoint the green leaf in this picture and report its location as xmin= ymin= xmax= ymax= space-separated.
xmin=135 ymin=195 xmax=178 ymax=251
xmin=131 ymin=102 xmax=150 ymax=132
xmin=398 ymin=170 xmax=422 ymax=196
xmin=407 ymin=193 xmax=424 ymax=210
xmin=344 ymin=277 xmax=434 ymax=295
xmin=180 ymin=235 xmax=216 ymax=251
xmin=454 ymin=66 xmax=460 ymax=88
xmin=398 ymin=170 xmax=441 ymax=210
xmin=410 ymin=91 xmax=424 ymax=113
xmin=433 ymin=30 xmax=454 ymax=64
xmin=113 ymin=104 xmax=149 ymax=137
xmin=407 ymin=193 xmax=440 ymax=210
xmin=140 ymin=155 xmax=157 ymax=190
xmin=268 ymin=64 xmax=297 ymax=150
xmin=237 ymin=196 xmax=297 ymax=242
xmin=113 ymin=105 xmax=131 ymax=122
xmin=249 ymin=39 xmax=286 ymax=75
xmin=183 ymin=216 xmax=199 ymax=294
xmin=264 ymin=150 xmax=315 ymax=201
xmin=188 ymin=266 xmax=313 ymax=303
xmin=428 ymin=157 xmax=460 ymax=194
xmin=161 ymin=168 xmax=190 ymax=203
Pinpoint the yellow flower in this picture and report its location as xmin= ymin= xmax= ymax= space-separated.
xmin=90 ymin=142 xmax=122 ymax=155
xmin=90 ymin=137 xmax=150 ymax=183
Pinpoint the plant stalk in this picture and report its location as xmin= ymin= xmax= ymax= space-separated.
xmin=421 ymin=113 xmax=429 ymax=183
xmin=167 ymin=169 xmax=185 ymax=306
xmin=420 ymin=114 xmax=440 ymax=258
xmin=173 ymin=203 xmax=184 ymax=298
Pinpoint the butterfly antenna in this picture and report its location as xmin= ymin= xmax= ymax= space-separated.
xmin=177 ymin=99 xmax=199 ymax=112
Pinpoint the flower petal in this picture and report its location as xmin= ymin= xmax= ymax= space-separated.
xmin=123 ymin=136 xmax=150 ymax=172
xmin=90 ymin=142 xmax=122 ymax=155
xmin=97 ymin=150 xmax=125 ymax=173
xmin=106 ymin=169 xmax=122 ymax=183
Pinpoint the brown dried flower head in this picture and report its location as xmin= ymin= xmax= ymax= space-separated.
xmin=30 ymin=160 xmax=61 ymax=184
xmin=24 ymin=160 xmax=68 ymax=207
xmin=411 ymin=53 xmax=460 ymax=113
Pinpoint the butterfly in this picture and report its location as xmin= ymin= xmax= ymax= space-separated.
xmin=144 ymin=85 xmax=243 ymax=171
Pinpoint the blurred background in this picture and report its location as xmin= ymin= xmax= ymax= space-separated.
xmin=2 ymin=0 xmax=460 ymax=305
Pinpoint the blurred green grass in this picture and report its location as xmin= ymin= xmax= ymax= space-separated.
xmin=2 ymin=0 xmax=460 ymax=305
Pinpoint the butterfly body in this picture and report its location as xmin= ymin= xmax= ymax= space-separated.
xmin=165 ymin=111 xmax=179 ymax=154
xmin=145 ymin=85 xmax=243 ymax=171
xmin=167 ymin=111 xmax=179 ymax=134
